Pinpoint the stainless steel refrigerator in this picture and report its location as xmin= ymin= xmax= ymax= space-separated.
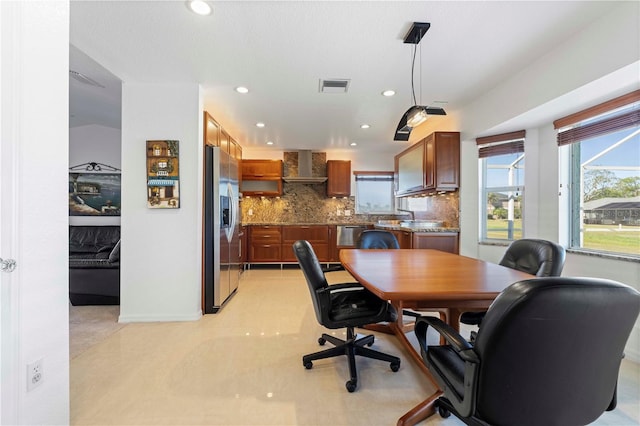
xmin=204 ymin=146 xmax=241 ymax=313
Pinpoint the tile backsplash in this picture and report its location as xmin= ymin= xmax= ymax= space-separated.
xmin=241 ymin=183 xmax=459 ymax=227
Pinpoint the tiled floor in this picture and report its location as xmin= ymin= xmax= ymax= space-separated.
xmin=70 ymin=267 xmax=640 ymax=425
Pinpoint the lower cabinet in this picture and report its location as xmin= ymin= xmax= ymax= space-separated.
xmin=249 ymin=225 xmax=282 ymax=262
xmin=249 ymin=225 xmax=331 ymax=264
xmin=247 ymin=225 xmax=460 ymax=263
xmin=388 ymin=229 xmax=413 ymax=249
xmin=412 ymin=232 xmax=459 ymax=254
xmin=282 ymin=225 xmax=330 ymax=262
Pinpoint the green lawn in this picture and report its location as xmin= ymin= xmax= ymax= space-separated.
xmin=486 ymin=219 xmax=523 ymax=240
xmin=582 ymin=224 xmax=640 ymax=255
xmin=486 ymin=221 xmax=639 ymax=256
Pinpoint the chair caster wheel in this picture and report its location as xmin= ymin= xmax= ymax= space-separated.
xmin=318 ymin=337 xmax=326 ymax=345
xmin=390 ymin=361 xmax=400 ymax=372
xmin=436 ymin=404 xmax=450 ymax=418
xmin=304 ymin=361 xmax=313 ymax=369
xmin=345 ymin=380 xmax=357 ymax=392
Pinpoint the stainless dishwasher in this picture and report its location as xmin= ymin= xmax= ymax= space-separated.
xmin=336 ymin=225 xmax=368 ymax=247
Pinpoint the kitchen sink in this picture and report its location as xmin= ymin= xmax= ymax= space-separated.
xmin=377 ymin=220 xmax=402 ymax=225
xmin=377 ymin=219 xmax=445 ymax=228
xmin=399 ymin=220 xmax=444 ymax=228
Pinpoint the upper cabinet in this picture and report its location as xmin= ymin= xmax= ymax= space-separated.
xmin=241 ymin=160 xmax=283 ymax=196
xmin=242 ymin=160 xmax=282 ymax=178
xmin=395 ymin=131 xmax=460 ymax=196
xmin=326 ymin=160 xmax=351 ymax=197
xmin=204 ymin=112 xmax=220 ymax=147
xmin=395 ymin=141 xmax=425 ymax=194
xmin=204 ymin=111 xmax=244 ymax=183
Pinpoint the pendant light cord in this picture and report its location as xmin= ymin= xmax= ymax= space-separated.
xmin=411 ymin=43 xmax=418 ymax=106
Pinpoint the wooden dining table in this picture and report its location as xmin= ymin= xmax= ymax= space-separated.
xmin=339 ymin=248 xmax=534 ymax=426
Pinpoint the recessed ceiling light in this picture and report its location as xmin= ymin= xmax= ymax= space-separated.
xmin=266 ymin=141 xmax=274 ymax=145
xmin=350 ymin=142 xmax=357 ymax=146
xmin=360 ymin=124 xmax=370 ymax=129
xmin=382 ymin=90 xmax=396 ymax=97
xmin=186 ymin=0 xmax=212 ymax=16
xmin=256 ymin=122 xmax=265 ymax=128
xmin=235 ymin=86 xmax=249 ymax=94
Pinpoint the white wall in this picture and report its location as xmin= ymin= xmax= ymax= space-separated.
xmin=119 ymin=83 xmax=203 ymax=322
xmin=69 ymin=124 xmax=121 ymax=226
xmin=69 ymin=124 xmax=121 ymax=170
xmin=1 ymin=1 xmax=70 ymax=424
xmin=458 ymin=2 xmax=640 ymax=360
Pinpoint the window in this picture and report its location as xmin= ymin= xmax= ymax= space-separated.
xmin=477 ymin=131 xmax=525 ymax=242
xmin=557 ymin=93 xmax=640 ymax=257
xmin=354 ymin=171 xmax=395 ymax=214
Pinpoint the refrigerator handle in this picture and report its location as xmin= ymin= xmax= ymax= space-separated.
xmin=227 ymin=182 xmax=236 ymax=242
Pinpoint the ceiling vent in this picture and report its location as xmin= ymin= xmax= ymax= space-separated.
xmin=319 ymin=78 xmax=350 ymax=94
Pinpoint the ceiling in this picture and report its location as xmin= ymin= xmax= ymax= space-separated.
xmin=69 ymin=1 xmax=622 ymax=152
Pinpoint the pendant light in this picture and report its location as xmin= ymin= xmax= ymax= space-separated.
xmin=394 ymin=22 xmax=446 ymax=141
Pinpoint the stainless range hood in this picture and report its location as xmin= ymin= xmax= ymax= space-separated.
xmin=282 ymin=150 xmax=327 ymax=184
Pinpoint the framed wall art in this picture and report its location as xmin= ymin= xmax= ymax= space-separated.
xmin=146 ymin=140 xmax=180 ymax=209
xmin=69 ymin=170 xmax=122 ymax=216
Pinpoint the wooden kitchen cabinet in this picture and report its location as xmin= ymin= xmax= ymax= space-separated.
xmin=242 ymin=160 xmax=282 ymax=177
xmin=241 ymin=160 xmax=283 ymax=196
xmin=204 ymin=112 xmax=220 ymax=147
xmin=389 ymin=229 xmax=413 ymax=249
xmin=249 ymin=225 xmax=282 ymax=262
xmin=395 ymin=141 xmax=425 ymax=195
xmin=282 ymin=225 xmax=330 ymax=262
xmin=240 ymin=225 xmax=248 ymax=270
xmin=412 ymin=232 xmax=459 ymax=254
xmin=428 ymin=131 xmax=460 ymax=190
xmin=395 ymin=131 xmax=460 ymax=196
xmin=326 ymin=160 xmax=351 ymax=197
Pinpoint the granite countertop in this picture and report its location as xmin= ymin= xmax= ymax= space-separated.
xmin=243 ymin=222 xmax=372 ymax=226
xmin=374 ymin=224 xmax=459 ymax=233
xmin=242 ymin=222 xmax=459 ymax=232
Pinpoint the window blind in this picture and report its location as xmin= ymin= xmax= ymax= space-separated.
xmin=354 ymin=171 xmax=393 ymax=182
xmin=556 ymin=109 xmax=640 ymax=147
xmin=476 ymin=130 xmax=525 ymax=158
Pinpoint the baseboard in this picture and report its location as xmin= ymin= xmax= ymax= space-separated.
xmin=118 ymin=310 xmax=202 ymax=323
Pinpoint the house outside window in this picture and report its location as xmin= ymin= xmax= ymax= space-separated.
xmin=354 ymin=171 xmax=395 ymax=214
xmin=477 ymin=131 xmax=526 ymax=242
xmin=557 ymin=95 xmax=640 ymax=257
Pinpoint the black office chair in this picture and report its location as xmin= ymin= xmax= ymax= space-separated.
xmin=357 ymin=230 xmax=400 ymax=249
xmin=416 ymin=277 xmax=640 ymax=426
xmin=459 ymin=238 xmax=566 ymax=328
xmin=293 ymin=240 xmax=401 ymax=392
xmin=322 ymin=229 xmax=400 ymax=273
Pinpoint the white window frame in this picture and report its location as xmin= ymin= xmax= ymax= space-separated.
xmin=480 ymin=154 xmax=525 ymax=242
xmin=567 ymin=127 xmax=640 ymax=256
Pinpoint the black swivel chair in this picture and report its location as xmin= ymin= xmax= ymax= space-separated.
xmin=357 ymin=229 xmax=400 ymax=249
xmin=293 ymin=240 xmax=401 ymax=392
xmin=459 ymin=238 xmax=566 ymax=328
xmin=322 ymin=229 xmax=400 ymax=273
xmin=416 ymin=277 xmax=640 ymax=426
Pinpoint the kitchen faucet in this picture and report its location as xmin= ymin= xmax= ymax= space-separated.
xmin=397 ymin=208 xmax=414 ymax=221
